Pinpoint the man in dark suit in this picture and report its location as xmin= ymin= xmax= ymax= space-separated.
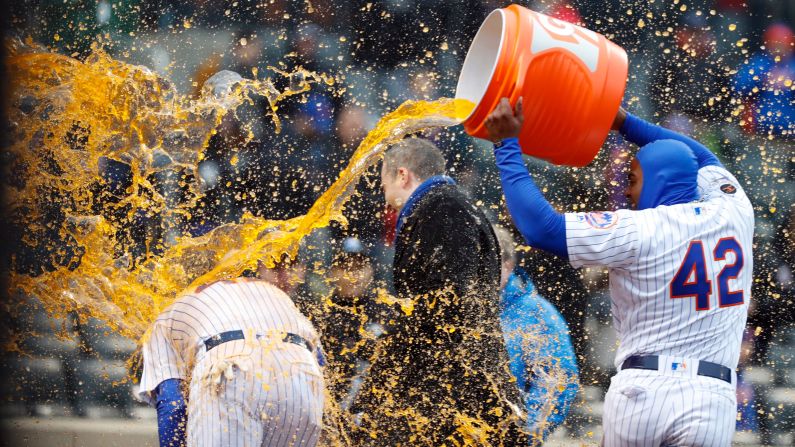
xmin=351 ymin=138 xmax=528 ymax=446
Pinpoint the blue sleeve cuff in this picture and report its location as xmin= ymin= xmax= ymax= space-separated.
xmin=155 ymin=379 xmax=187 ymax=447
xmin=494 ymin=137 xmax=520 ymax=149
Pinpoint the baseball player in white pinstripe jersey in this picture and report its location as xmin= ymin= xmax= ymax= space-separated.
xmin=137 ymin=259 xmax=325 ymax=447
xmin=486 ymin=98 xmax=753 ymax=446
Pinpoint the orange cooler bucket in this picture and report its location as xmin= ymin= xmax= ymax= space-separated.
xmin=456 ymin=4 xmax=628 ymax=167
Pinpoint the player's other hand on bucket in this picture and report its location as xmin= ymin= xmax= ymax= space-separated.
xmin=485 ymin=97 xmax=524 ymax=143
xmin=612 ymin=106 xmax=627 ymax=131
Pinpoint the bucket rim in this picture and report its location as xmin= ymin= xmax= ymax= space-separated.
xmin=455 ymin=8 xmax=506 ymax=121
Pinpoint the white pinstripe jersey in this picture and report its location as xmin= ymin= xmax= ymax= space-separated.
xmin=565 ymin=165 xmax=754 ymax=370
xmin=137 ymin=278 xmax=321 ymax=403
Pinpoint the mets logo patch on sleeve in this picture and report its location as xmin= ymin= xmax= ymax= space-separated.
xmin=720 ymin=183 xmax=737 ymax=194
xmin=583 ymin=211 xmax=619 ymax=229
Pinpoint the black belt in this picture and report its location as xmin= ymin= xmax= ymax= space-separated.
xmin=621 ymin=355 xmax=732 ymax=384
xmin=204 ymin=330 xmax=313 ymax=353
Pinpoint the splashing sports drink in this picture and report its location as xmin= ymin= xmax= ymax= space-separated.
xmin=4 ymin=37 xmax=473 ymax=339
xmin=3 ymin=35 xmax=570 ymax=446
xmin=455 ymin=4 xmax=628 ymax=166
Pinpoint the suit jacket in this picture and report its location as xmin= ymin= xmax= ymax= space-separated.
xmin=352 ymin=184 xmax=528 ymax=446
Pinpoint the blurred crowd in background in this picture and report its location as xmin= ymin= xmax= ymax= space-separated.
xmin=2 ymin=0 xmax=794 ymax=444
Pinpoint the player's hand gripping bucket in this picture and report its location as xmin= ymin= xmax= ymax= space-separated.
xmin=456 ymin=5 xmax=628 ymax=167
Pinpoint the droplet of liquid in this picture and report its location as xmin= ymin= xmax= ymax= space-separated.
xmin=202 ymin=70 xmax=244 ymax=107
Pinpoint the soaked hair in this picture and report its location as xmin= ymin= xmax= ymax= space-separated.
xmin=383 ymin=137 xmax=446 ymax=182
xmin=492 ymin=225 xmax=517 ymax=266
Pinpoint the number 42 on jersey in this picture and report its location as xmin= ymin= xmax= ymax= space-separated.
xmin=670 ymin=237 xmax=745 ymax=311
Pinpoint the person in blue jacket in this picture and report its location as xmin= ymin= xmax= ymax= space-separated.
xmin=493 ymin=225 xmax=580 ymax=445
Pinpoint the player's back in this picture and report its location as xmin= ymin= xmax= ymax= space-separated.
xmin=618 ymin=165 xmax=753 ymax=369
xmin=159 ymin=278 xmax=319 ymax=373
xmin=567 ymin=165 xmax=754 ymax=370
xmin=139 ymin=279 xmax=326 ymax=447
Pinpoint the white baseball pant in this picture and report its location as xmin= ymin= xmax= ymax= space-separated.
xmin=187 ymin=339 xmax=324 ymax=447
xmin=602 ymin=356 xmax=736 ymax=447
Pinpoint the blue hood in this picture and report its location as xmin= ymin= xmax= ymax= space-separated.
xmin=636 ymin=139 xmax=699 ymax=210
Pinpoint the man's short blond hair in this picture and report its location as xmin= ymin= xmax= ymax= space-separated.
xmin=383 ymin=137 xmax=446 ymax=181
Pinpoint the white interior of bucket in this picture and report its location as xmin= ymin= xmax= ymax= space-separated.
xmin=455 ymin=10 xmax=505 ymax=120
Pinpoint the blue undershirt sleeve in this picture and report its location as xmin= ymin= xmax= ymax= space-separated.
xmin=155 ymin=378 xmax=187 ymax=447
xmin=493 ymin=138 xmax=568 ymax=258
xmin=619 ymin=112 xmax=722 ymax=168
